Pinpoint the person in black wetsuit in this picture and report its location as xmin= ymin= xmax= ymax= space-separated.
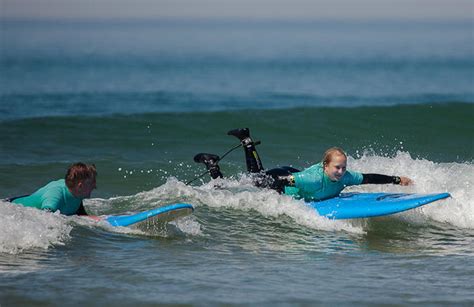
xmin=194 ymin=128 xmax=412 ymax=201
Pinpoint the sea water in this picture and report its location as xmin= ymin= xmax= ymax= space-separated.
xmin=0 ymin=19 xmax=473 ymax=305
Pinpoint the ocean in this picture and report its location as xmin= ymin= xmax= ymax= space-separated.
xmin=1 ymin=18 xmax=473 ymax=305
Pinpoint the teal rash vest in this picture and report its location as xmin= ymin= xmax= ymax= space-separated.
xmin=284 ymin=163 xmax=363 ymax=201
xmin=12 ymin=179 xmax=83 ymax=216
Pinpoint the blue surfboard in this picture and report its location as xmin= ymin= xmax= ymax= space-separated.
xmin=307 ymin=193 xmax=450 ymax=219
xmin=104 ymin=203 xmax=194 ymax=228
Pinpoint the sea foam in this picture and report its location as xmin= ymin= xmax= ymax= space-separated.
xmin=0 ymin=201 xmax=72 ymax=254
xmin=2 ymin=151 xmax=470 ymax=255
xmin=348 ymin=151 xmax=473 ymax=228
xmin=145 ymin=151 xmax=473 ymax=231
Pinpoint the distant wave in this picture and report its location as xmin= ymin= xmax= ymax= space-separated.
xmin=1 ymin=91 xmax=473 ymax=121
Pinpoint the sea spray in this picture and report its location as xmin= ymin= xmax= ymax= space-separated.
xmin=349 ymin=151 xmax=474 ymax=228
xmin=0 ymin=201 xmax=72 ymax=254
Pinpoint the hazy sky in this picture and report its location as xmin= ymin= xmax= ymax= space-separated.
xmin=2 ymin=0 xmax=473 ymax=20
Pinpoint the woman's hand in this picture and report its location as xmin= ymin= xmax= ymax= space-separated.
xmin=399 ymin=176 xmax=413 ymax=186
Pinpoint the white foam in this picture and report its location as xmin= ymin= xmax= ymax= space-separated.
xmin=69 ymin=213 xmax=141 ymax=235
xmin=80 ymin=195 xmax=203 ymax=236
xmin=0 ymin=201 xmax=72 ymax=254
xmin=170 ymin=216 xmax=202 ymax=236
xmin=4 ymin=151 xmax=468 ymax=255
xmin=142 ymin=151 xmax=473 ymax=231
xmin=0 ymin=201 xmax=152 ymax=255
xmin=348 ymin=151 xmax=474 ymax=228
xmin=140 ymin=177 xmax=365 ymax=234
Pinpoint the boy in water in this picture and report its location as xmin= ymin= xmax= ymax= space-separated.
xmin=7 ymin=162 xmax=97 ymax=216
xmin=195 ymin=128 xmax=412 ymax=201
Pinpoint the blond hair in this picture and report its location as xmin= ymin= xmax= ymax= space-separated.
xmin=322 ymin=147 xmax=347 ymax=166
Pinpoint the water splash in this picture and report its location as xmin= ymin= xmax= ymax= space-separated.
xmin=2 ymin=151 xmax=470 ymax=255
xmin=348 ymin=151 xmax=473 ymax=228
xmin=129 ymin=177 xmax=364 ymax=234
xmin=0 ymin=201 xmax=72 ymax=254
xmin=140 ymin=151 xmax=473 ymax=232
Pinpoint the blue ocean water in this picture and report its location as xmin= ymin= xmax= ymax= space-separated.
xmin=0 ymin=18 xmax=473 ymax=305
xmin=1 ymin=19 xmax=473 ymax=118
